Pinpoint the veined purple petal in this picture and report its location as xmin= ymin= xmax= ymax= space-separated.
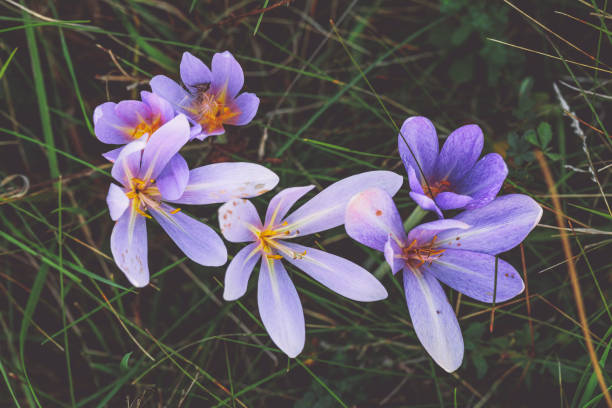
xmin=435 ymin=192 xmax=473 ymax=210
xmin=150 ymin=75 xmax=193 ymax=114
xmin=454 ymin=153 xmax=508 ymax=210
xmin=425 ymin=249 xmax=524 ymax=303
xmin=139 ymin=115 xmax=190 ymax=181
xmin=409 ymin=192 xmax=443 ymax=219
xmin=107 ymin=183 xmax=129 ymax=221
xmin=151 ymin=204 xmax=227 ymax=266
xmin=407 ymin=219 xmax=469 ymax=247
xmin=141 ymin=90 xmax=175 ymax=124
xmin=102 ymin=146 xmax=123 ymax=163
xmin=218 ymin=199 xmax=262 ymax=243
xmin=111 ymin=206 xmax=149 ymax=287
xmin=436 ymin=194 xmax=542 ymax=255
xmin=223 ymin=242 xmax=261 ymax=301
xmin=265 ymin=186 xmax=314 ymax=227
xmin=115 ymin=100 xmax=152 ymax=127
xmin=407 ymin=165 xmax=425 ymax=195
xmin=258 ymin=257 xmax=305 ymax=358
xmin=156 ymin=154 xmax=189 ymax=201
xmin=403 ymin=267 xmax=463 ymax=373
xmin=94 ymin=102 xmax=133 ymax=144
xmin=433 ymin=124 xmax=483 ymax=184
xmin=211 ymin=51 xmax=244 ymax=99
xmin=279 ymin=242 xmax=388 ymax=301
xmin=398 ymin=116 xmax=439 ymax=182
xmin=180 ymin=51 xmax=212 ymax=94
xmin=171 ymin=163 xmax=279 ymax=205
xmin=227 ymin=92 xmax=259 ymax=126
xmin=345 ymin=188 xmax=406 ymax=252
xmin=384 ymin=236 xmax=404 ymax=274
xmin=111 ymin=140 xmax=146 ymax=186
xmin=282 ymin=171 xmax=403 ymax=237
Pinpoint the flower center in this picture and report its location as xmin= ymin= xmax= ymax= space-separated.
xmin=125 ymin=177 xmax=163 ymax=218
xmin=401 ymin=236 xmax=445 ymax=268
xmin=193 ymin=88 xmax=239 ymax=133
xmin=422 ymin=179 xmax=451 ymax=199
xmin=132 ymin=117 xmax=161 ymax=141
xmin=251 ymin=222 xmax=306 ymax=260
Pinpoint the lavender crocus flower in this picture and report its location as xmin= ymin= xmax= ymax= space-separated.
xmin=218 ymin=171 xmax=403 ymax=357
xmin=345 ymin=188 xmax=542 ymax=372
xmin=94 ymin=91 xmax=178 ymax=162
xmin=399 ymin=116 xmax=508 ymax=218
xmin=107 ymin=114 xmax=279 ymax=287
xmin=150 ymin=51 xmax=259 ymax=140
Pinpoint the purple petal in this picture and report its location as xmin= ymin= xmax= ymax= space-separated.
xmin=435 ymin=192 xmax=473 ymax=210
xmin=409 ymin=191 xmax=443 ymax=219
xmin=102 ymin=146 xmax=123 ymax=163
xmin=398 ymin=116 xmax=439 ymax=182
xmin=407 ymin=165 xmax=425 ymax=195
xmin=218 ymin=199 xmax=262 ymax=243
xmin=171 ymin=163 xmax=279 ymax=205
xmin=425 ymin=249 xmax=524 ymax=303
xmin=93 ymin=102 xmax=112 ymax=125
xmin=454 ymin=153 xmax=508 ymax=210
xmin=141 ymin=90 xmax=175 ymax=124
xmin=433 ymin=124 xmax=483 ymax=184
xmin=345 ymin=188 xmax=406 ymax=252
xmin=211 ymin=51 xmax=244 ymax=99
xmin=223 ymin=242 xmax=261 ymax=301
xmin=282 ymin=171 xmax=403 ymax=237
xmin=139 ymin=115 xmax=190 ymax=181
xmin=227 ymin=92 xmax=259 ymax=126
xmin=156 ymin=154 xmax=189 ymax=201
xmin=151 ymin=204 xmax=227 ymax=266
xmin=407 ymin=219 xmax=469 ymax=247
xmin=111 ymin=140 xmax=146 ymax=186
xmin=111 ymin=207 xmax=149 ymax=287
xmin=403 ymin=268 xmax=463 ymax=372
xmin=278 ymin=242 xmax=388 ymax=301
xmin=107 ymin=183 xmax=129 ymax=221
xmin=384 ymin=236 xmax=404 ymax=274
xmin=115 ymin=100 xmax=152 ymax=128
xmin=258 ymin=257 xmax=305 ymax=358
xmin=265 ymin=186 xmax=314 ymax=227
xmin=150 ymin=75 xmax=193 ymax=114
xmin=436 ymin=194 xmax=542 ymax=255
xmin=180 ymin=51 xmax=212 ymax=94
xmin=94 ymin=102 xmax=133 ymax=144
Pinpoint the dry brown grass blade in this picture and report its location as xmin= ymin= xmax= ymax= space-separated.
xmin=535 ymin=150 xmax=612 ymax=408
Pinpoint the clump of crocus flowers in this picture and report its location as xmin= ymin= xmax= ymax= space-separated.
xmin=93 ymin=50 xmax=541 ymax=373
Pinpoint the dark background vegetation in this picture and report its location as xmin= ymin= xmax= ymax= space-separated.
xmin=1 ymin=0 xmax=611 ymax=407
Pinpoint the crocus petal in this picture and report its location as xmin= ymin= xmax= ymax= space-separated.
xmin=425 ymin=249 xmax=524 ymax=303
xmin=115 ymin=100 xmax=152 ymax=128
xmin=94 ymin=102 xmax=133 ymax=144
xmin=398 ymin=116 xmax=438 ymax=182
xmin=436 ymin=194 xmax=542 ymax=255
xmin=139 ymin=115 xmax=190 ymax=181
xmin=141 ymin=90 xmax=175 ymax=123
xmin=218 ymin=199 xmax=262 ymax=243
xmin=258 ymin=257 xmax=305 ymax=358
xmin=150 ymin=75 xmax=193 ymax=113
xmin=454 ymin=153 xmax=508 ymax=210
xmin=111 ymin=206 xmax=149 ymax=287
xmin=171 ymin=162 xmax=279 ymax=205
xmin=265 ymin=186 xmax=314 ymax=227
xmin=407 ymin=165 xmax=425 ymax=195
xmin=151 ymin=205 xmax=227 ymax=266
xmin=156 ymin=154 xmax=189 ymax=201
xmin=111 ymin=140 xmax=146 ymax=186
xmin=102 ymin=146 xmax=123 ymax=163
xmin=211 ymin=51 xmax=244 ymax=99
xmin=409 ymin=192 xmax=443 ymax=219
xmin=180 ymin=51 xmax=212 ymax=93
xmin=345 ymin=188 xmax=406 ymax=251
xmin=403 ymin=268 xmax=463 ymax=373
xmin=278 ymin=242 xmax=388 ymax=302
xmin=107 ymin=183 xmax=129 ymax=221
xmin=227 ymin=92 xmax=259 ymax=126
xmin=435 ymin=192 xmax=473 ymax=210
xmin=384 ymin=236 xmax=404 ymax=274
xmin=282 ymin=171 xmax=403 ymax=237
xmin=223 ymin=242 xmax=261 ymax=301
xmin=407 ymin=219 xmax=469 ymax=246
xmin=433 ymin=124 xmax=483 ymax=184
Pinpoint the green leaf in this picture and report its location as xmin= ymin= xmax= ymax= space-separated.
xmin=537 ymin=122 xmax=552 ymax=147
xmin=524 ymin=129 xmax=538 ymax=146
xmin=472 ymin=353 xmax=488 ymax=379
xmin=120 ymin=352 xmax=133 ymax=371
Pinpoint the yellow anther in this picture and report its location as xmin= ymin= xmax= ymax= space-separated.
xmin=170 ymin=208 xmax=181 ymax=214
xmin=266 ymin=254 xmax=283 ymax=260
xmin=135 ymin=207 xmax=151 ymax=219
xmin=149 ymin=179 xmax=155 ymax=183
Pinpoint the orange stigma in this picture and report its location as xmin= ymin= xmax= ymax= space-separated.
xmin=423 ymin=179 xmax=451 ymax=199
xmin=131 ymin=116 xmax=162 ymax=141
xmin=193 ymin=87 xmax=239 ymax=133
xmin=402 ymin=236 xmax=446 ymax=268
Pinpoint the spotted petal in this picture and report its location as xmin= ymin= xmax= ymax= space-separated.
xmin=218 ymin=199 xmax=262 ymax=243
xmin=110 ymin=206 xmax=149 ymax=287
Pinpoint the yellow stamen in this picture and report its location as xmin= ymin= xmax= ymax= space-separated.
xmin=170 ymin=208 xmax=181 ymax=214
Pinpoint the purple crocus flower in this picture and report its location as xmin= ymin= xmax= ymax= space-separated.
xmin=218 ymin=171 xmax=403 ymax=357
xmin=106 ymin=114 xmax=279 ymax=287
xmin=345 ymin=188 xmax=542 ymax=372
xmin=93 ymin=91 xmax=178 ymax=162
xmin=399 ymin=116 xmax=508 ymax=218
xmin=150 ymin=51 xmax=259 ymax=140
